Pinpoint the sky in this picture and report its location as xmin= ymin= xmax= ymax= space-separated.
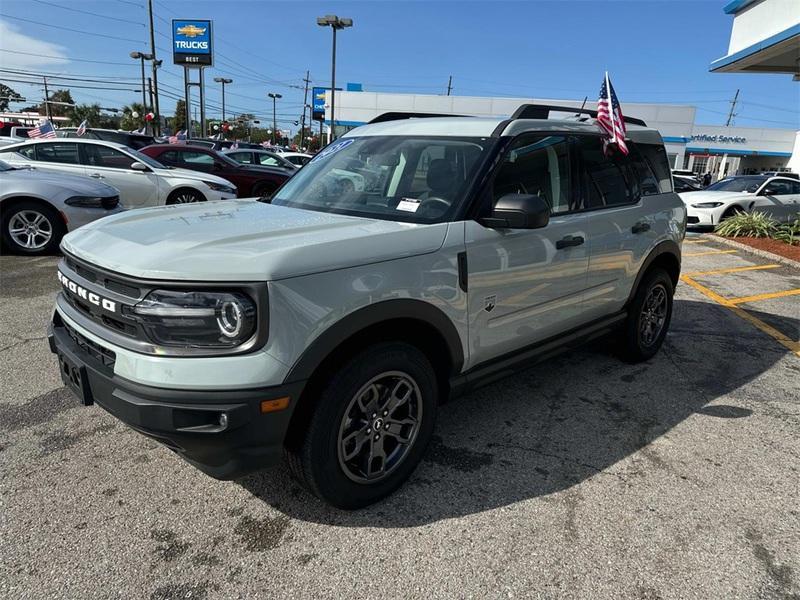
xmin=0 ymin=0 xmax=798 ymax=133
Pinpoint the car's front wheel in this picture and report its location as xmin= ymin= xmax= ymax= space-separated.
xmin=287 ymin=342 xmax=438 ymax=509
xmin=166 ymin=188 xmax=205 ymax=204
xmin=620 ymin=268 xmax=674 ymax=363
xmin=1 ymin=201 xmax=65 ymax=255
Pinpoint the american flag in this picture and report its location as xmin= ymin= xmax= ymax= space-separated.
xmin=168 ymin=130 xmax=186 ymax=144
xmin=29 ymin=120 xmax=56 ymax=139
xmin=76 ymin=120 xmax=88 ymax=136
xmin=597 ymin=72 xmax=628 ymax=155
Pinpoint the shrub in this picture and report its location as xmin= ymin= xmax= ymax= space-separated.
xmin=714 ymin=211 xmax=777 ymax=238
xmin=773 ymin=219 xmax=800 ymax=246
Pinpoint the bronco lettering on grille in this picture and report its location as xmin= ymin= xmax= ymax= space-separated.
xmin=57 ymin=271 xmax=117 ymax=313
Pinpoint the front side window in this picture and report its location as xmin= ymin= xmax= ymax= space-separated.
xmin=272 ymin=136 xmax=492 ymax=223
xmin=258 ymin=154 xmax=281 ymax=167
xmin=35 ymin=143 xmax=80 ymax=165
xmin=181 ymin=151 xmax=215 ymax=166
xmin=81 ymin=145 xmax=136 ymax=169
xmin=493 ymin=135 xmax=573 ymax=214
xmin=763 ymin=180 xmax=793 ymax=196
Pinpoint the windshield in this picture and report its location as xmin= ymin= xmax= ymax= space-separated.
xmin=706 ymin=177 xmax=766 ymax=193
xmin=272 ymin=136 xmax=492 ymax=223
xmin=123 ymin=147 xmax=167 ymax=169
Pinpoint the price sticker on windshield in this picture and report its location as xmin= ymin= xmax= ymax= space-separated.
xmin=311 ymin=138 xmax=355 ymax=163
xmin=397 ymin=198 xmax=421 ymax=213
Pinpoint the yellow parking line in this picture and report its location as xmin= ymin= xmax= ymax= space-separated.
xmin=683 ymin=249 xmax=738 ymax=257
xmin=683 ymin=264 xmax=780 ymax=277
xmin=728 ymin=288 xmax=800 ymax=305
xmin=680 ymin=275 xmax=800 ymax=356
xmin=683 ymin=239 xmax=711 ymax=245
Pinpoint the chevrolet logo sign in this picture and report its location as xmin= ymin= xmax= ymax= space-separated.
xmin=177 ymin=24 xmax=206 ymax=38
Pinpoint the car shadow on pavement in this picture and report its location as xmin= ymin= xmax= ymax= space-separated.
xmin=238 ymin=298 xmax=793 ymax=526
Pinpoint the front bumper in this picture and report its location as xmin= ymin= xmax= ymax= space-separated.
xmin=685 ymin=207 xmax=719 ymax=229
xmin=47 ymin=314 xmax=305 ymax=479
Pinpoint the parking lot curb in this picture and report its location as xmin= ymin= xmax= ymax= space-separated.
xmin=710 ymin=235 xmax=799 ymax=269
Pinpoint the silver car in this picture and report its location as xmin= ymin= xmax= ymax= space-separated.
xmin=0 ymin=159 xmax=124 ymax=255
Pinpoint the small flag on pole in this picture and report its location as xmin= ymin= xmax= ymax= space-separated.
xmin=29 ymin=120 xmax=57 ymax=139
xmin=76 ymin=120 xmax=88 ymax=136
xmin=596 ymin=72 xmax=628 ymax=155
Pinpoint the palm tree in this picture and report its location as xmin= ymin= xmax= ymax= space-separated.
xmin=120 ymin=102 xmax=146 ymax=131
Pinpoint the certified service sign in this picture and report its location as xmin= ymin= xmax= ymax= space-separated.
xmin=172 ymin=20 xmax=213 ymax=66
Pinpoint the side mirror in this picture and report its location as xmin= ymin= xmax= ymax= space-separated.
xmin=130 ymin=161 xmax=148 ymax=172
xmin=760 ymin=186 xmax=777 ymax=196
xmin=480 ymin=194 xmax=550 ymax=229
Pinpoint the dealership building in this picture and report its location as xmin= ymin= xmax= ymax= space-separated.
xmin=321 ymin=90 xmax=798 ymax=178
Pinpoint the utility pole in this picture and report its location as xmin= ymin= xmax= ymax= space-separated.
xmin=300 ymin=70 xmax=311 ymax=149
xmin=148 ymin=77 xmax=154 ymax=119
xmin=42 ymin=76 xmax=51 ymax=120
xmin=725 ymin=89 xmax=740 ymax=126
xmin=148 ymin=0 xmax=160 ymax=135
xmin=446 ymin=75 xmax=452 ymax=96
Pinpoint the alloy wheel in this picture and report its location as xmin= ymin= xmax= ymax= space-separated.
xmin=639 ymin=283 xmax=668 ymax=347
xmin=8 ymin=210 xmax=53 ymax=250
xmin=337 ymin=371 xmax=423 ymax=483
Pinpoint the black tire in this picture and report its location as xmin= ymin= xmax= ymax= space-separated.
xmin=286 ymin=342 xmax=438 ymax=509
xmin=166 ymin=188 xmax=205 ymax=205
xmin=1 ymin=201 xmax=65 ymax=255
xmin=619 ymin=268 xmax=674 ymax=363
xmin=721 ymin=205 xmax=745 ymax=220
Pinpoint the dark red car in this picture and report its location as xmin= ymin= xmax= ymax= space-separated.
xmin=140 ymin=144 xmax=290 ymax=198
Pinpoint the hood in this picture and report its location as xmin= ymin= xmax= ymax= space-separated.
xmin=678 ymin=190 xmax=749 ymax=204
xmin=61 ymin=200 xmax=449 ymax=281
xmin=5 ymin=167 xmax=118 ymax=196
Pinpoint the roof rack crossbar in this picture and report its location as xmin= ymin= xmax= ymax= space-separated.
xmin=510 ymin=103 xmax=647 ymax=127
xmin=368 ymin=111 xmax=469 ymax=124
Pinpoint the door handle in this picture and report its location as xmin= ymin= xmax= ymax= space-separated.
xmin=90 ymin=173 xmax=105 ymax=179
xmin=632 ymin=221 xmax=651 ymax=234
xmin=556 ymin=235 xmax=585 ymax=250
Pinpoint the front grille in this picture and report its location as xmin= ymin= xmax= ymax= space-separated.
xmin=64 ymin=256 xmax=140 ymax=299
xmin=61 ymin=317 xmax=116 ymax=370
xmin=102 ymin=195 xmax=120 ymax=210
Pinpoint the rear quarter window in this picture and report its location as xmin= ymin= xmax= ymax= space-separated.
xmin=638 ymin=143 xmax=673 ymax=193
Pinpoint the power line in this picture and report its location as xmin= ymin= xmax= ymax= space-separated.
xmin=0 ymin=13 xmax=145 ymax=43
xmin=30 ymin=0 xmax=146 ymax=26
xmin=0 ymin=67 xmax=139 ymax=83
xmin=0 ymin=76 xmax=142 ymax=92
xmin=0 ymin=48 xmax=138 ymax=67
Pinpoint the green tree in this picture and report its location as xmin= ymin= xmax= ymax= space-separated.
xmin=41 ymin=89 xmax=75 ymax=117
xmin=172 ymin=99 xmax=186 ymax=133
xmin=66 ymin=104 xmax=119 ymax=130
xmin=0 ymin=83 xmax=24 ymax=111
xmin=120 ymin=102 xmax=146 ymax=131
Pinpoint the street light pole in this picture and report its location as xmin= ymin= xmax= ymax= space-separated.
xmin=317 ymin=14 xmax=352 ymax=142
xmin=268 ymin=92 xmax=282 ymax=144
xmin=214 ymin=77 xmax=233 ymax=122
xmin=130 ymin=51 xmax=154 ymax=130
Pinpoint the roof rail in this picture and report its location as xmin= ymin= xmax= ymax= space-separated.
xmin=510 ymin=103 xmax=647 ymax=127
xmin=368 ymin=111 xmax=469 ymax=124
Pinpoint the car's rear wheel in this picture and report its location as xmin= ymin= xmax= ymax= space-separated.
xmin=620 ymin=268 xmax=674 ymax=363
xmin=286 ymin=342 xmax=438 ymax=509
xmin=1 ymin=201 xmax=65 ymax=255
xmin=167 ymin=188 xmax=205 ymax=204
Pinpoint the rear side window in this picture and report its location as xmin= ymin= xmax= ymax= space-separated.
xmin=638 ymin=143 xmax=673 ymax=193
xmin=82 ymin=145 xmax=135 ymax=169
xmin=35 ymin=143 xmax=80 ymax=165
xmin=576 ymin=136 xmax=634 ymax=208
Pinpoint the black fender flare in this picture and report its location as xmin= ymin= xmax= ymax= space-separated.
xmin=625 ymin=239 xmax=682 ymax=306
xmin=284 ymin=299 xmax=465 ymax=383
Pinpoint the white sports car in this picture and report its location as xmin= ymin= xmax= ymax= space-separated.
xmin=679 ymin=175 xmax=800 ymax=228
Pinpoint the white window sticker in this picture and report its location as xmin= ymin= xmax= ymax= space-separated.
xmin=310 ymin=138 xmax=355 ymax=163
xmin=397 ymin=198 xmax=421 ymax=213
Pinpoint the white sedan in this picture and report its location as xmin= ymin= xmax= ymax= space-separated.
xmin=679 ymin=175 xmax=800 ymax=228
xmin=0 ymin=139 xmax=237 ymax=209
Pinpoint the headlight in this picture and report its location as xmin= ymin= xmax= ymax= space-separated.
xmin=202 ymin=180 xmax=237 ymax=194
xmin=691 ymin=202 xmax=724 ymax=208
xmin=65 ymin=195 xmax=119 ymax=209
xmin=131 ymin=290 xmax=256 ymax=348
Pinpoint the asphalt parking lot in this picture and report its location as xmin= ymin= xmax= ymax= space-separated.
xmin=1 ymin=236 xmax=798 ymax=600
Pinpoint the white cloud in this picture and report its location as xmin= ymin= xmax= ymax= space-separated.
xmin=0 ymin=19 xmax=69 ymax=69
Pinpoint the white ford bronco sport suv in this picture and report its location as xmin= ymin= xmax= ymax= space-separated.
xmin=48 ymin=105 xmax=686 ymax=509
